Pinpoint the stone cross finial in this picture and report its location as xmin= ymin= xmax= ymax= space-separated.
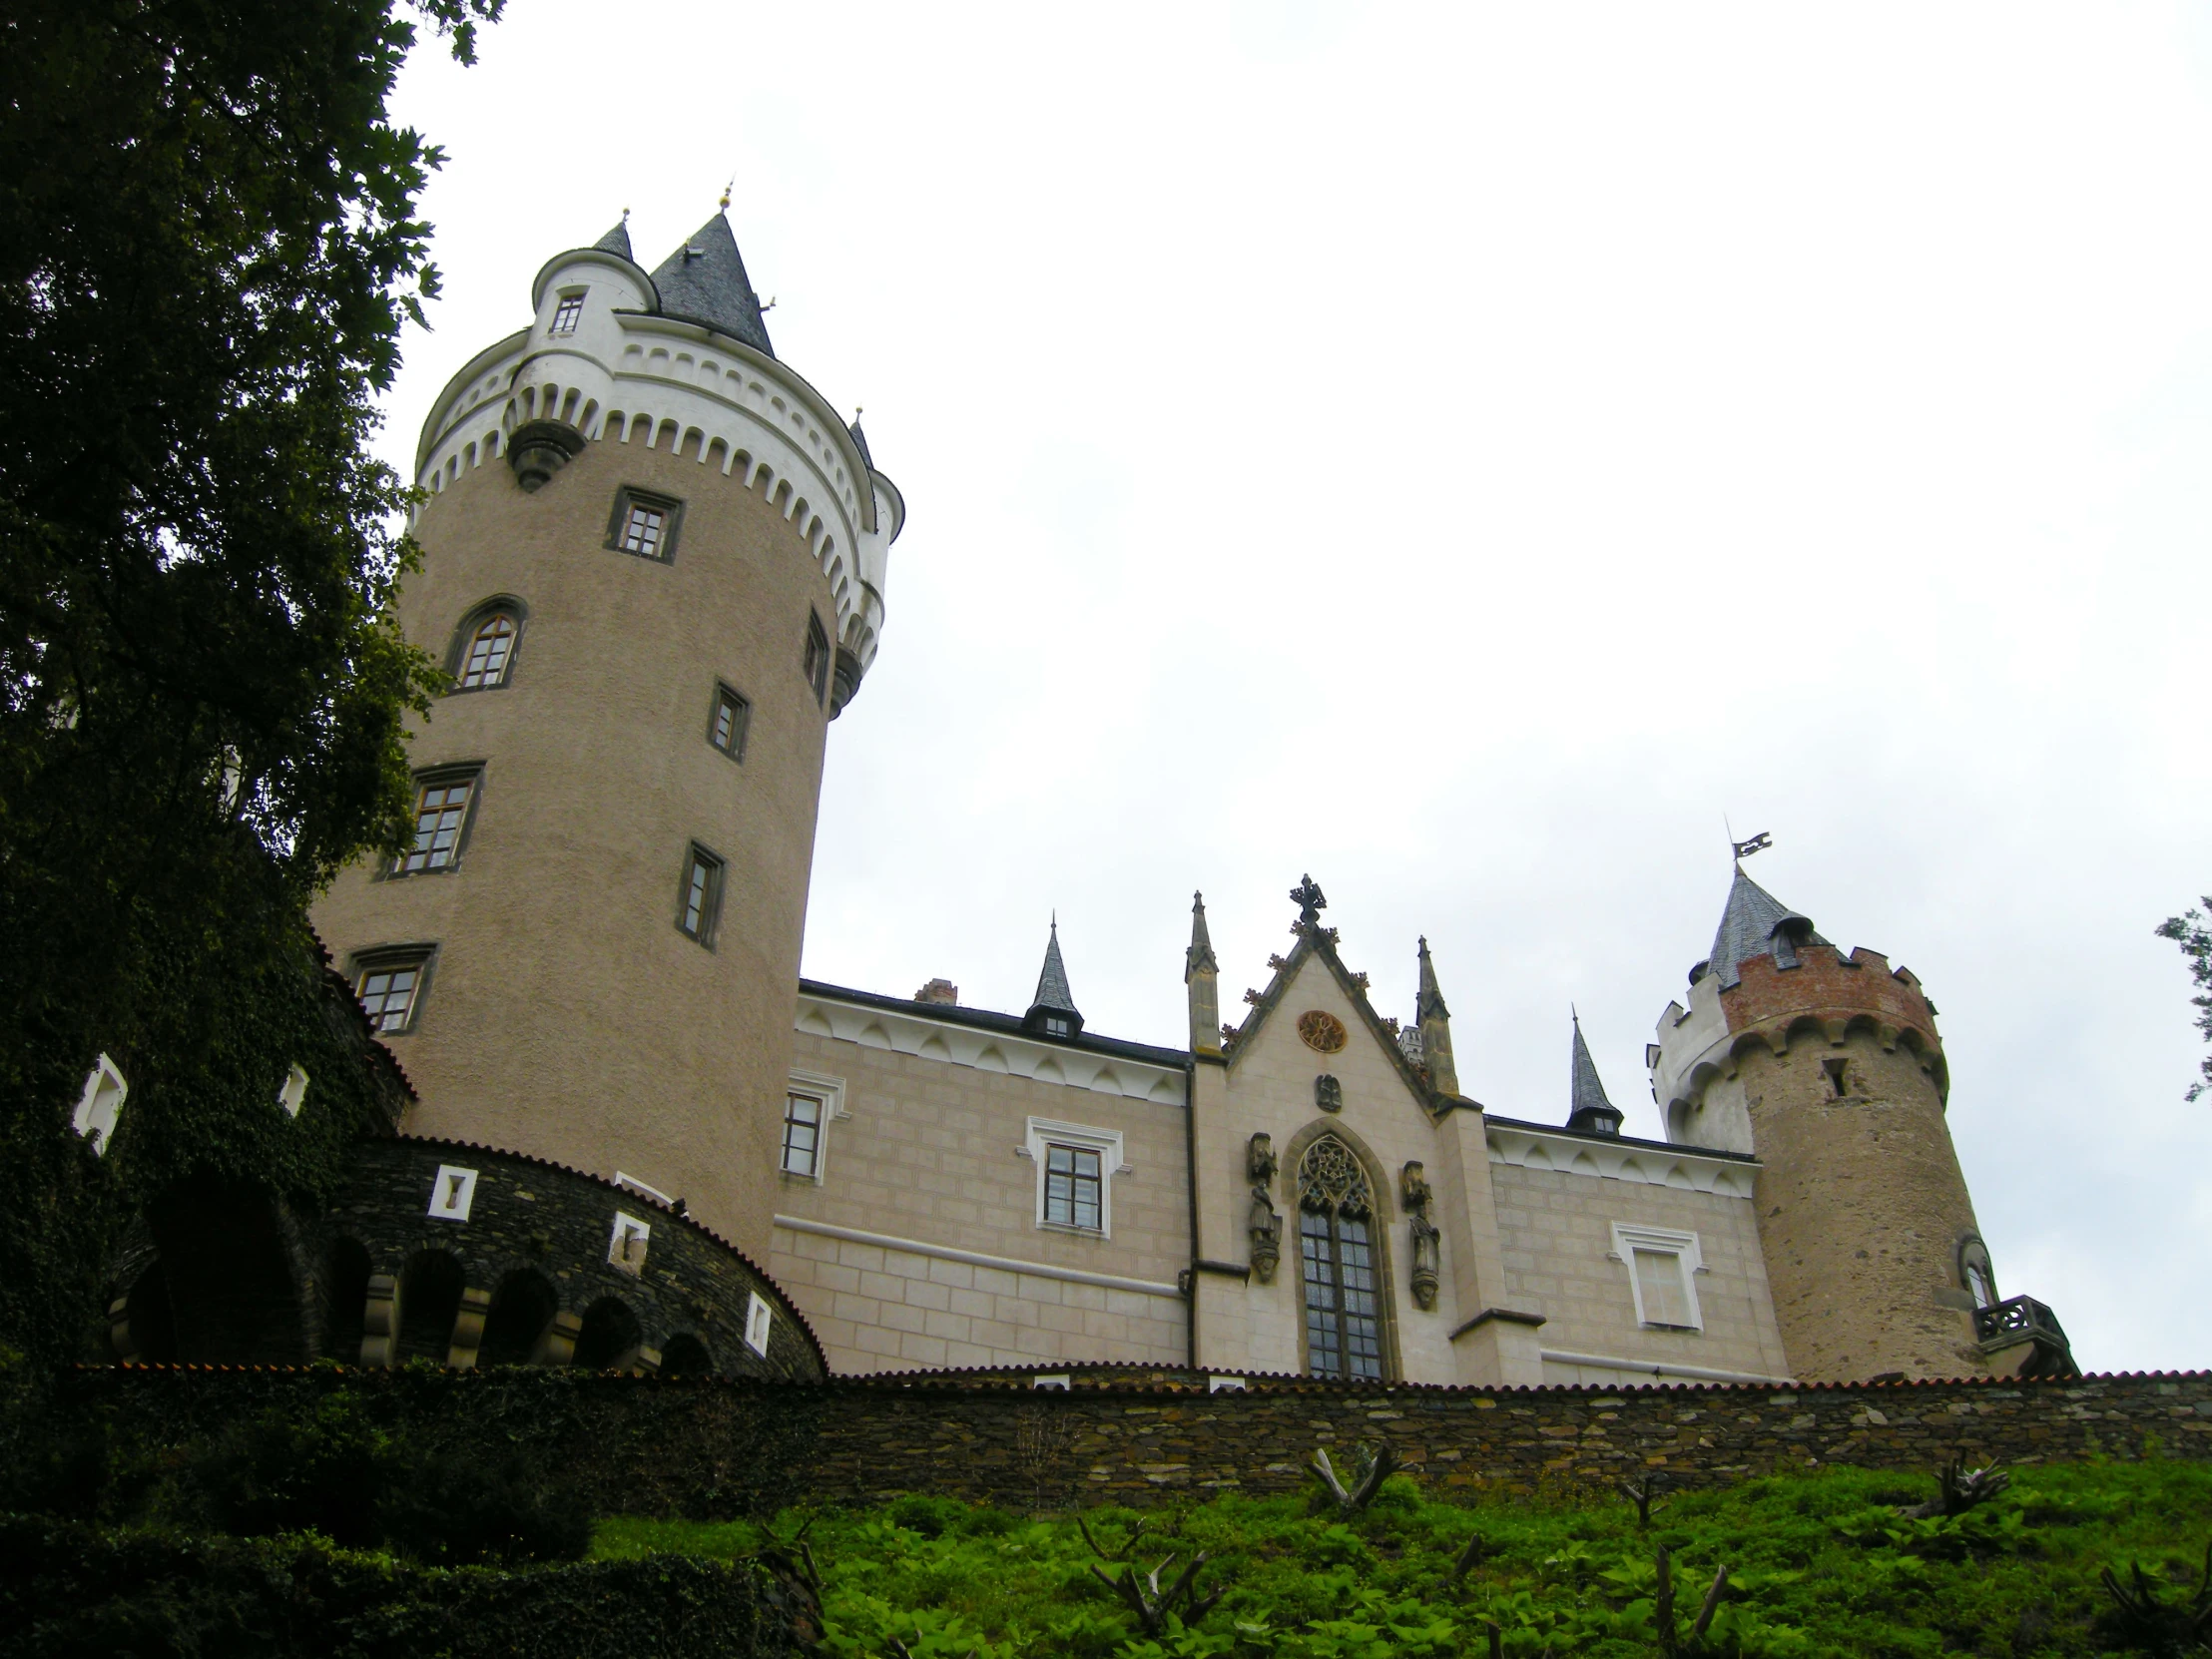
xmin=1291 ymin=873 xmax=1328 ymax=928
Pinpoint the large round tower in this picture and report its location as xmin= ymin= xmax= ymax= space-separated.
xmin=1648 ymin=866 xmax=2037 ymax=1382
xmin=311 ymin=210 xmax=902 ymax=1262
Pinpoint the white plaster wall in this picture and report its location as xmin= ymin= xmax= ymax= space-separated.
xmin=1489 ymin=1161 xmax=1791 ymax=1383
xmin=769 ymin=1005 xmax=1190 ymax=1375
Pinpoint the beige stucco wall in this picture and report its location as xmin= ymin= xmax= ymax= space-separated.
xmin=312 ymin=433 xmax=835 ymax=1261
xmin=1487 ymin=1161 xmax=1791 ymax=1385
xmin=1190 ymin=952 xmax=1478 ymax=1384
xmin=769 ymin=1011 xmax=1191 ymax=1374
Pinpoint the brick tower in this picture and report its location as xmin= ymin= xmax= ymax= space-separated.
xmin=311 ymin=206 xmax=903 ymax=1261
xmin=1648 ymin=864 xmax=2064 ymax=1382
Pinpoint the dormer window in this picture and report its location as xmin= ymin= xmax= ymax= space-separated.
xmin=1040 ymin=1014 xmax=1073 ymax=1039
xmin=551 ymin=290 xmax=586 ymax=335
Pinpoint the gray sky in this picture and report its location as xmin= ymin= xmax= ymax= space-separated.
xmin=385 ymin=2 xmax=2212 ymax=1374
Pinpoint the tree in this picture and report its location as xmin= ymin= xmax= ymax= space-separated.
xmin=2156 ymin=903 xmax=2212 ymax=1102
xmin=0 ymin=0 xmax=501 ymax=1364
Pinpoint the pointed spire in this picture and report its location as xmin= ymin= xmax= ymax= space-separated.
xmin=1694 ymin=865 xmax=1827 ymax=991
xmin=1025 ymin=918 xmax=1083 ymax=1039
xmin=593 ymin=214 xmax=633 ymax=261
xmin=1568 ymin=1010 xmax=1624 ymax=1136
xmin=650 ymin=212 xmax=775 ymax=357
xmin=1186 ymin=891 xmax=1219 ymax=979
xmin=1415 ymin=935 xmax=1448 ymax=1023
xmin=1414 ymin=935 xmax=1460 ymax=1098
xmin=1186 ymin=892 xmax=1221 ymax=1057
xmin=846 ymin=410 xmax=874 ymax=472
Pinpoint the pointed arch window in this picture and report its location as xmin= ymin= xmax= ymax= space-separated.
xmin=1298 ymin=1136 xmax=1386 ymax=1381
xmin=458 ymin=612 xmax=517 ymax=688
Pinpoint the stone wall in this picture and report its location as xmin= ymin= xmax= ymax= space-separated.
xmin=804 ymin=1369 xmax=2212 ymax=1509
xmin=66 ymin=1365 xmax=2211 ymax=1515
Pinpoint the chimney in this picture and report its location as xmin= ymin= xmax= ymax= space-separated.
xmin=914 ymin=978 xmax=958 ymax=1006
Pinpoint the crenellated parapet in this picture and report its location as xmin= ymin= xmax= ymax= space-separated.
xmin=1653 ymin=942 xmax=1947 ymax=1143
xmin=408 ymin=224 xmax=904 ymax=692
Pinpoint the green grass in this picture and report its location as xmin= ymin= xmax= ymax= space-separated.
xmin=592 ymin=1460 xmax=2212 ymax=1657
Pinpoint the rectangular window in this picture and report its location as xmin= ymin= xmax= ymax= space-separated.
xmin=398 ymin=775 xmax=475 ymax=873
xmin=1043 ymin=1144 xmax=1102 ymax=1230
xmin=709 ymin=684 xmax=751 ymax=760
xmin=621 ymin=502 xmax=665 ymax=556
xmin=678 ymin=843 xmax=725 ymax=945
xmin=1613 ymin=1222 xmax=1705 ymax=1331
xmin=357 ymin=959 xmax=426 ymax=1033
xmin=803 ymin=612 xmax=830 ymax=706
xmin=782 ymin=1093 xmax=823 ymax=1176
xmin=606 ymin=487 xmax=684 ymax=562
xmin=551 ymin=291 xmax=586 ymax=334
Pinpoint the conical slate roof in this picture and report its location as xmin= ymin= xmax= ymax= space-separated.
xmin=1567 ymin=1013 xmax=1623 ymax=1136
xmin=650 ymin=213 xmax=775 ymax=356
xmin=593 ymin=218 xmax=634 ymax=260
xmin=846 ymin=418 xmax=874 ymax=472
xmin=1025 ymin=920 xmax=1083 ymax=1036
xmin=1697 ymin=866 xmax=1827 ymax=991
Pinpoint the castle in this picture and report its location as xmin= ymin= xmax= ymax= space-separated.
xmin=99 ymin=208 xmax=2073 ymax=1388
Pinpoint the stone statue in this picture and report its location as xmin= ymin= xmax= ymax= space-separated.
xmin=1401 ymin=1160 xmax=1439 ymax=1311
xmin=1247 ymin=1132 xmax=1281 ymax=1284
xmin=1315 ymin=1074 xmax=1343 ymax=1113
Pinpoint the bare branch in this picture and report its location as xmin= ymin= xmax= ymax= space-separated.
xmin=1448 ymin=1527 xmax=1488 ymax=1586
xmin=1691 ymin=1565 xmax=1731 ymax=1641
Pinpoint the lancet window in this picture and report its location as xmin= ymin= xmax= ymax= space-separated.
xmin=1298 ymin=1136 xmax=1385 ymax=1382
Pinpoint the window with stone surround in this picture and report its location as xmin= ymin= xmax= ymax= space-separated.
xmin=1610 ymin=1221 xmax=1705 ymax=1332
xmin=353 ymin=949 xmax=433 ymax=1034
xmin=550 ymin=289 xmax=586 ymax=335
xmin=677 ymin=843 xmax=725 ymax=946
xmin=606 ymin=487 xmax=684 ymax=562
xmin=395 ymin=770 xmax=481 ymax=874
xmin=1025 ymin=1117 xmax=1122 ymax=1236
xmin=1299 ymin=1135 xmax=1386 ymax=1382
xmin=455 ymin=609 xmax=518 ymax=689
xmin=803 ymin=611 xmax=830 ymax=706
xmin=781 ymin=1068 xmax=843 ymax=1181
xmin=709 ymin=682 xmax=751 ymax=761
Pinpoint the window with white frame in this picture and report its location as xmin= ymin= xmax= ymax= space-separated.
xmin=1025 ymin=1117 xmax=1123 ymax=1236
xmin=744 ymin=1291 xmax=774 ymax=1356
xmin=781 ymin=1069 xmax=843 ymax=1181
xmin=1610 ymin=1222 xmax=1705 ymax=1332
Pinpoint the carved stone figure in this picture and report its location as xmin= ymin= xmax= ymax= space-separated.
xmin=1247 ymin=1132 xmax=1281 ymax=1284
xmin=1401 ymin=1160 xmax=1440 ymax=1311
xmin=1315 ymin=1073 xmax=1343 ymax=1113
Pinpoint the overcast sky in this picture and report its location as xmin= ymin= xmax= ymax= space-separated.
xmin=385 ymin=3 xmax=2212 ymax=1375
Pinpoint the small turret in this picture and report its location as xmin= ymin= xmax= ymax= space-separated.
xmin=648 ymin=212 xmax=776 ymax=356
xmin=1186 ymin=892 xmax=1222 ymax=1056
xmin=1567 ymin=1012 xmax=1624 ymax=1136
xmin=1415 ymin=936 xmax=1460 ymax=1097
xmin=1648 ymin=858 xmax=2070 ymax=1382
xmin=1024 ymin=919 xmax=1083 ymax=1041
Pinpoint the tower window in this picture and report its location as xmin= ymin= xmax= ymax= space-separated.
xmin=396 ymin=771 xmax=479 ymax=874
xmin=455 ymin=609 xmax=519 ymax=690
xmin=803 ymin=612 xmax=830 ymax=706
xmin=1043 ymin=1144 xmax=1103 ymax=1229
xmin=678 ymin=843 xmax=726 ymax=945
xmin=1299 ymin=1136 xmax=1385 ymax=1381
xmin=1959 ymin=1237 xmax=1998 ymax=1310
xmin=605 ymin=487 xmax=684 ymax=562
xmin=354 ymin=951 xmax=432 ymax=1034
xmin=782 ymin=1092 xmax=823 ymax=1177
xmin=709 ymin=684 xmax=751 ymax=761
xmin=1823 ymin=1057 xmax=1849 ymax=1098
xmin=550 ymin=290 xmax=587 ymax=335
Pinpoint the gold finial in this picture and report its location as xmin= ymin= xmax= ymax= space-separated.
xmin=718 ymin=177 xmax=733 ymax=212
xmin=621 ymin=206 xmax=630 ymax=223
xmin=853 ymin=404 xmax=863 ymax=421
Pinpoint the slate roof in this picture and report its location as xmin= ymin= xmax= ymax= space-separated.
xmin=1697 ymin=865 xmax=1827 ymax=990
xmin=593 ymin=218 xmax=634 ymax=260
xmin=649 ymin=213 xmax=776 ymax=357
xmin=1028 ymin=921 xmax=1080 ymax=1019
xmin=1567 ymin=1013 xmax=1624 ymax=1134
xmin=846 ymin=418 xmax=874 ymax=471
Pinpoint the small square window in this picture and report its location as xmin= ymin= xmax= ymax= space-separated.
xmin=1044 ymin=1144 xmax=1103 ymax=1230
xmin=782 ymin=1093 xmax=823 ymax=1176
xmin=397 ymin=774 xmax=477 ymax=873
xmin=606 ymin=488 xmax=684 ymax=562
xmin=356 ymin=954 xmax=431 ymax=1034
xmin=551 ymin=290 xmax=586 ymax=335
xmin=678 ymin=843 xmax=726 ymax=946
xmin=803 ymin=612 xmax=830 ymax=706
xmin=709 ymin=684 xmax=751 ymax=761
